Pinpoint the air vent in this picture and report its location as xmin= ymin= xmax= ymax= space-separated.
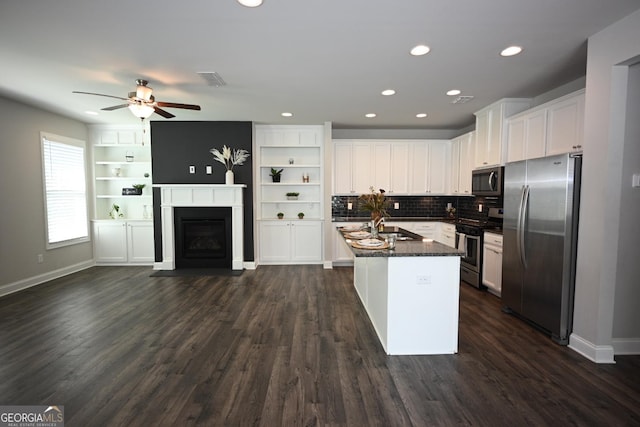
xmin=197 ymin=72 xmax=227 ymax=87
xmin=451 ymin=95 xmax=474 ymax=104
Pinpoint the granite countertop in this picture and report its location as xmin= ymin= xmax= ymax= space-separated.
xmin=338 ymin=226 xmax=463 ymax=258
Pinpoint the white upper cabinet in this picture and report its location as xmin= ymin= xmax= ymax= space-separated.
xmin=474 ymin=99 xmax=531 ymax=168
xmin=505 ymin=90 xmax=585 ymax=162
xmin=450 ymin=131 xmax=474 ymax=195
xmin=546 ymin=90 xmax=585 ymax=156
xmin=506 ymin=109 xmax=547 ymax=163
xmin=333 ymin=142 xmax=353 ymax=194
xmin=389 ymin=142 xmax=410 ymax=194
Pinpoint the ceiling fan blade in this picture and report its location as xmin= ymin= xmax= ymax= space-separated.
xmin=101 ymin=104 xmax=130 ymax=111
xmin=156 ymin=101 xmax=201 ymax=111
xmin=72 ymin=91 xmax=129 ymax=101
xmin=153 ymin=107 xmax=175 ymax=118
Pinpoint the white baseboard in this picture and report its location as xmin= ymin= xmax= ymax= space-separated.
xmin=323 ymin=261 xmax=333 ymax=269
xmin=568 ymin=333 xmax=616 ymax=363
xmin=243 ymin=261 xmax=257 ymax=270
xmin=0 ymin=260 xmax=95 ymax=298
xmin=611 ymin=337 xmax=640 ymax=355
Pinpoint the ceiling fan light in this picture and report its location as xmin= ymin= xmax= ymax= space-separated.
xmin=136 ymin=85 xmax=153 ymax=101
xmin=128 ymin=103 xmax=155 ymax=119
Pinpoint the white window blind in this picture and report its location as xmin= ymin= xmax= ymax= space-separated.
xmin=41 ymin=132 xmax=89 ymax=248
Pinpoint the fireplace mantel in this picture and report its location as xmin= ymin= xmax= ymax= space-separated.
xmin=154 ymin=184 xmax=246 ymax=270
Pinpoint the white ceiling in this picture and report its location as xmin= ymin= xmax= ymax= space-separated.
xmin=1 ymin=0 xmax=639 ymax=130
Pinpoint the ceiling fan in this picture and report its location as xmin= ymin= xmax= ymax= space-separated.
xmin=73 ymin=79 xmax=201 ymax=119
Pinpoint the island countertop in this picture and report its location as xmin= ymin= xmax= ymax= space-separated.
xmin=338 ymin=226 xmax=463 ymax=257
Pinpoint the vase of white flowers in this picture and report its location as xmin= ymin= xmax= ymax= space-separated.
xmin=209 ymin=145 xmax=250 ymax=184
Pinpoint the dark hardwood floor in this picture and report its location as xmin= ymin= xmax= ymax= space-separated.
xmin=0 ymin=265 xmax=638 ymax=426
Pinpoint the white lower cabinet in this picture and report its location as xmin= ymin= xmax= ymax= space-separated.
xmin=439 ymin=223 xmax=456 ymax=248
xmin=333 ymin=222 xmax=357 ymax=264
xmin=93 ymin=220 xmax=154 ymax=264
xmin=259 ymin=220 xmax=322 ymax=264
xmin=482 ymin=231 xmax=503 ymax=296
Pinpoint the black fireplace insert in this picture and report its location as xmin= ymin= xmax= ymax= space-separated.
xmin=173 ymin=207 xmax=232 ymax=269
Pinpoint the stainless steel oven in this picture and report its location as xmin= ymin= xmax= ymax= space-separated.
xmin=456 ymin=224 xmax=483 ymax=288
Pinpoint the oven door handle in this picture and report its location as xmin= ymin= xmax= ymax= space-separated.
xmin=488 ymin=171 xmax=496 ymax=191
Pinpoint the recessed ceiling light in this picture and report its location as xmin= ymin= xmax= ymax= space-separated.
xmin=416 ymin=113 xmax=428 ymax=118
xmin=237 ymin=0 xmax=263 ymax=7
xmin=500 ymin=46 xmax=523 ymax=57
xmin=281 ymin=112 xmax=293 ymax=117
xmin=446 ymin=89 xmax=461 ymax=96
xmin=410 ymin=45 xmax=431 ymax=56
xmin=365 ymin=113 xmax=377 ymax=118
xmin=85 ymin=111 xmax=98 ymax=115
xmin=381 ymin=89 xmax=396 ymax=96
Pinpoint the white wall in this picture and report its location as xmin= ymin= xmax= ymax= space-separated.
xmin=570 ymin=9 xmax=640 ymax=361
xmin=0 ymin=96 xmax=93 ymax=296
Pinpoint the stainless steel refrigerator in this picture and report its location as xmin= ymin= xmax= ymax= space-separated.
xmin=502 ymin=153 xmax=582 ymax=345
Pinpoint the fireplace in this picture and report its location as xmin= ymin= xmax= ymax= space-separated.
xmin=155 ymin=184 xmax=245 ymax=271
xmin=174 ymin=207 xmax=231 ymax=269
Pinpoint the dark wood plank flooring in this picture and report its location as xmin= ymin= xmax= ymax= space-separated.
xmin=0 ymin=265 xmax=638 ymax=426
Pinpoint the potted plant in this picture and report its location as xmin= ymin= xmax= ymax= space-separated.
xmin=298 ymin=212 xmax=305 ymax=219
xmin=270 ymin=168 xmax=283 ymax=183
xmin=277 ymin=212 xmax=284 ymax=219
xmin=286 ymin=192 xmax=299 ymax=200
xmin=132 ymin=183 xmax=146 ymax=195
xmin=109 ymin=203 xmax=124 ymax=219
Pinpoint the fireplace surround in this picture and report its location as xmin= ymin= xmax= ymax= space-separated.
xmin=154 ymin=184 xmax=246 ymax=270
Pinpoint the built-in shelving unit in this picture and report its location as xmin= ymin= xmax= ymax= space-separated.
xmin=255 ymin=124 xmax=325 ymax=265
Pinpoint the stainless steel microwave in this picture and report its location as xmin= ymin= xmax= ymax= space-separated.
xmin=472 ymin=166 xmax=504 ymax=196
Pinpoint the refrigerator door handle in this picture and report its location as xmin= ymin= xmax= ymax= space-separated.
xmin=516 ymin=185 xmax=525 ymax=267
xmin=519 ymin=185 xmax=530 ymax=268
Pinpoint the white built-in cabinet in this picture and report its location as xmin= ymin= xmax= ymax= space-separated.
xmin=255 ymin=125 xmax=324 ymax=264
xmin=482 ymin=231 xmax=503 ymax=296
xmin=450 ymin=131 xmax=474 ymax=195
xmin=474 ymin=99 xmax=531 ymax=168
xmin=90 ymin=124 xmax=154 ymax=265
xmin=332 ymin=140 xmax=450 ymax=195
xmin=92 ymin=220 xmax=154 ymax=264
xmin=506 ymin=90 xmax=585 ymax=163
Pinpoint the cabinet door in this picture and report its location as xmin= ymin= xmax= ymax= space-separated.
xmin=427 ymin=141 xmax=447 ymax=194
xmin=333 ymin=223 xmax=355 ymax=263
xmin=507 ymin=117 xmax=526 ymax=163
xmin=450 ymin=138 xmax=460 ymax=194
xmin=93 ymin=222 xmax=128 ymax=263
xmin=474 ymin=110 xmax=490 ymax=168
xmin=409 ymin=143 xmax=428 ymax=194
xmin=291 ymin=221 xmax=322 ymax=262
xmin=352 ymin=142 xmax=372 ymax=194
xmin=333 ymin=142 xmax=353 ymax=194
xmin=127 ymin=222 xmax=154 ymax=263
xmin=524 ymin=109 xmax=547 ymax=160
xmin=486 ymin=105 xmax=503 ymax=166
xmin=459 ymin=133 xmax=474 ymax=195
xmin=372 ymin=142 xmax=390 ymax=191
xmin=259 ymin=221 xmax=292 ymax=262
xmin=389 ymin=142 xmax=410 ymax=194
xmin=546 ymin=94 xmax=584 ymax=156
xmin=482 ymin=243 xmax=503 ymax=294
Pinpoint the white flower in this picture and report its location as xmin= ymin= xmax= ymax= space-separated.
xmin=209 ymin=145 xmax=250 ymax=171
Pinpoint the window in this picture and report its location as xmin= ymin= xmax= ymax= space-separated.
xmin=41 ymin=132 xmax=89 ymax=248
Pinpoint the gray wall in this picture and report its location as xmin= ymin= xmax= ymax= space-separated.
xmin=0 ymin=96 xmax=92 ymax=296
xmin=572 ymin=8 xmax=640 ymax=360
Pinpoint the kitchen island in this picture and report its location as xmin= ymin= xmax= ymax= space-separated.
xmin=340 ymin=226 xmax=463 ymax=355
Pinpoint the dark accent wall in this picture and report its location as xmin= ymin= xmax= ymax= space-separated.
xmin=150 ymin=121 xmax=254 ymax=262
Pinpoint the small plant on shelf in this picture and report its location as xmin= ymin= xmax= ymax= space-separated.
xmin=109 ymin=203 xmax=124 ymax=219
xmin=277 ymin=212 xmax=284 ymax=219
xmin=270 ymin=168 xmax=283 ymax=183
xmin=298 ymin=212 xmax=305 ymax=219
xmin=286 ymin=192 xmax=299 ymax=200
xmin=132 ymin=183 xmax=146 ymax=195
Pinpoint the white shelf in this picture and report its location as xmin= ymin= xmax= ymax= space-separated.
xmin=96 ymin=161 xmax=151 ymax=165
xmin=96 ymin=195 xmax=153 ymax=199
xmin=261 ymin=200 xmax=321 ymax=204
xmin=261 ymin=164 xmax=321 ymax=168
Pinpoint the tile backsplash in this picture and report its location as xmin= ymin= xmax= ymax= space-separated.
xmin=332 ymin=195 xmax=503 ymax=221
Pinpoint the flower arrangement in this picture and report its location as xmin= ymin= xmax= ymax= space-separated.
xmin=209 ymin=145 xmax=250 ymax=171
xmin=445 ymin=205 xmax=456 ymax=218
xmin=359 ymin=187 xmax=390 ymax=220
